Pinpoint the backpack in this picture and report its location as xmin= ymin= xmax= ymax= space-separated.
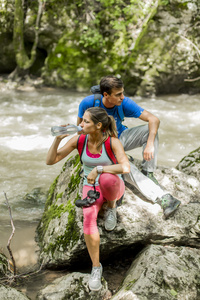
xmin=90 ymin=85 xmax=125 ymax=121
xmin=77 ymin=134 xmax=118 ymax=164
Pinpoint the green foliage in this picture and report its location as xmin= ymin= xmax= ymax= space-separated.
xmin=161 ymin=0 xmax=169 ymax=5
xmin=42 ymin=0 xmax=161 ymax=89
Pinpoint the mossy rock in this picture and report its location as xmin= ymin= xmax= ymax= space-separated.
xmin=176 ymin=147 xmax=200 ymax=178
xmin=36 ymin=154 xmax=86 ymax=268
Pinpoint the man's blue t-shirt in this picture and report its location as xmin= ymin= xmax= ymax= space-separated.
xmin=78 ymin=95 xmax=144 ymax=137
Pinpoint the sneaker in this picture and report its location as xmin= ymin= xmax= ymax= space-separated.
xmin=141 ymin=169 xmax=159 ymax=185
xmin=89 ymin=264 xmax=103 ymax=291
xmin=105 ymin=207 xmax=117 ymax=231
xmin=157 ymin=194 xmax=181 ymax=218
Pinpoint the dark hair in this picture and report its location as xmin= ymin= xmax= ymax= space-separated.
xmin=100 ymin=75 xmax=124 ymax=95
xmin=86 ymin=107 xmax=118 ymax=149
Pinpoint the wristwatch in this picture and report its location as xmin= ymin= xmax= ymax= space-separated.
xmin=96 ymin=166 xmax=103 ymax=174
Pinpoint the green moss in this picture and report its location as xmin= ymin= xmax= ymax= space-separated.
xmin=178 ymin=147 xmax=200 ymax=169
xmin=170 ymin=289 xmax=178 ymax=297
xmin=67 ymin=156 xmax=82 ymax=197
xmin=37 ymin=154 xmax=82 ymax=247
xmin=45 ymin=175 xmax=59 ymax=209
xmin=56 ymin=192 xmax=63 ymax=202
xmin=36 ymin=175 xmax=59 ymax=243
xmin=44 ymin=199 xmax=80 ymax=255
xmin=125 ymin=279 xmax=137 ymax=290
xmin=37 ymin=203 xmax=66 ymax=243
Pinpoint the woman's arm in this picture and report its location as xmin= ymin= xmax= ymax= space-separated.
xmin=46 ymin=135 xmax=79 ymax=165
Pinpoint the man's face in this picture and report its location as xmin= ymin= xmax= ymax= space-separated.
xmin=104 ymin=88 xmax=124 ymax=107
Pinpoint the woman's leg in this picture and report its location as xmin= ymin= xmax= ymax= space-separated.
xmin=99 ymin=174 xmax=125 ymax=231
xmin=82 ymin=185 xmax=104 ymax=266
xmin=82 ymin=185 xmax=104 ymax=290
xmin=84 ymin=232 xmax=100 ymax=267
xmin=99 ymin=173 xmax=125 ymax=205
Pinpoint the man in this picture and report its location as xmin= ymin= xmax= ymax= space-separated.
xmin=77 ymin=75 xmax=181 ymax=219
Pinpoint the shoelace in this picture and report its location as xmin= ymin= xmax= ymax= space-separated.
xmin=91 ymin=267 xmax=101 ymax=280
xmin=107 ymin=209 xmax=115 ymax=221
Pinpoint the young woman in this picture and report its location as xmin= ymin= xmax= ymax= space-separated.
xmin=46 ymin=107 xmax=130 ymax=291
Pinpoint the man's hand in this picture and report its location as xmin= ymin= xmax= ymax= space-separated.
xmin=143 ymin=145 xmax=154 ymax=161
xmin=87 ymin=168 xmax=98 ymax=184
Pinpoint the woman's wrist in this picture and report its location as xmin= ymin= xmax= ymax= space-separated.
xmin=96 ymin=166 xmax=103 ymax=174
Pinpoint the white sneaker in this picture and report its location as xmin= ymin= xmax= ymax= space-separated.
xmin=105 ymin=207 xmax=117 ymax=231
xmin=89 ymin=263 xmax=103 ymax=291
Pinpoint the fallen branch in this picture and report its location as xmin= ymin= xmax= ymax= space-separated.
xmin=3 ymin=192 xmax=17 ymax=276
xmin=0 ymin=262 xmax=45 ymax=284
xmin=184 ymin=76 xmax=200 ymax=82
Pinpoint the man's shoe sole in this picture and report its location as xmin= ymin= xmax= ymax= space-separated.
xmin=89 ymin=284 xmax=102 ymax=291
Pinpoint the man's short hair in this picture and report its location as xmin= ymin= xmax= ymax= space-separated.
xmin=100 ymin=75 xmax=124 ymax=95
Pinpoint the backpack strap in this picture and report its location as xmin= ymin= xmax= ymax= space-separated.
xmin=77 ymin=135 xmax=117 ymax=165
xmin=104 ymin=136 xmax=118 ymax=164
xmin=91 ymin=85 xmax=102 ymax=107
xmin=93 ymin=93 xmax=101 ymax=107
xmin=117 ymin=103 xmax=124 ymax=121
xmin=77 ymin=134 xmax=87 ymax=163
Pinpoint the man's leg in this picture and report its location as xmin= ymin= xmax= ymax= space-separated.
xmin=123 ymin=161 xmax=165 ymax=202
xmin=119 ymin=124 xmax=159 ymax=172
xmin=120 ymin=126 xmax=181 ymax=218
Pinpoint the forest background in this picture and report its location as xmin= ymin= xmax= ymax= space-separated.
xmin=0 ymin=0 xmax=200 ymax=96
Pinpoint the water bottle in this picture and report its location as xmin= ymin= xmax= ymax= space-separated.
xmin=51 ymin=124 xmax=82 ymax=136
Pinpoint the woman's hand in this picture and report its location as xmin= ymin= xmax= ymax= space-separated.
xmin=87 ymin=167 xmax=98 ymax=185
xmin=56 ymin=124 xmax=70 ymax=139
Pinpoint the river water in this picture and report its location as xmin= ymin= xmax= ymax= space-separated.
xmin=0 ymin=87 xmax=200 ymax=298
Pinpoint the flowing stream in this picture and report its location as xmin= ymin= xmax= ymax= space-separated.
xmin=0 ymin=87 xmax=200 ymax=298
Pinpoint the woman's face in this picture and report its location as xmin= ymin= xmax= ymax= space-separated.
xmin=80 ymin=111 xmax=99 ymax=134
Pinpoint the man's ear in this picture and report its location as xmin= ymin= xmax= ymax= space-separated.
xmin=103 ymin=92 xmax=108 ymax=97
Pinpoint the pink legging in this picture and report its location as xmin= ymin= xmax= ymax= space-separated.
xmin=82 ymin=173 xmax=125 ymax=235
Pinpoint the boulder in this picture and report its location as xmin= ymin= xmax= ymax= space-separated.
xmin=36 ymin=155 xmax=200 ymax=269
xmin=37 ymin=272 xmax=110 ymax=300
xmin=177 ymin=147 xmax=200 ymax=178
xmin=0 ymin=284 xmax=30 ymax=300
xmin=111 ymin=244 xmax=200 ymax=300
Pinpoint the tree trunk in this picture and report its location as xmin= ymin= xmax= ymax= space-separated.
xmin=13 ymin=0 xmax=43 ymax=76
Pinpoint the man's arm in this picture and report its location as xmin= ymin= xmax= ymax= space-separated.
xmin=139 ymin=110 xmax=160 ymax=161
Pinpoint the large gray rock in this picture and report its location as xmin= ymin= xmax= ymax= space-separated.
xmin=37 ymin=272 xmax=110 ymax=300
xmin=177 ymin=147 xmax=200 ymax=178
xmin=36 ymin=155 xmax=200 ymax=269
xmin=111 ymin=244 xmax=200 ymax=300
xmin=0 ymin=284 xmax=30 ymax=300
